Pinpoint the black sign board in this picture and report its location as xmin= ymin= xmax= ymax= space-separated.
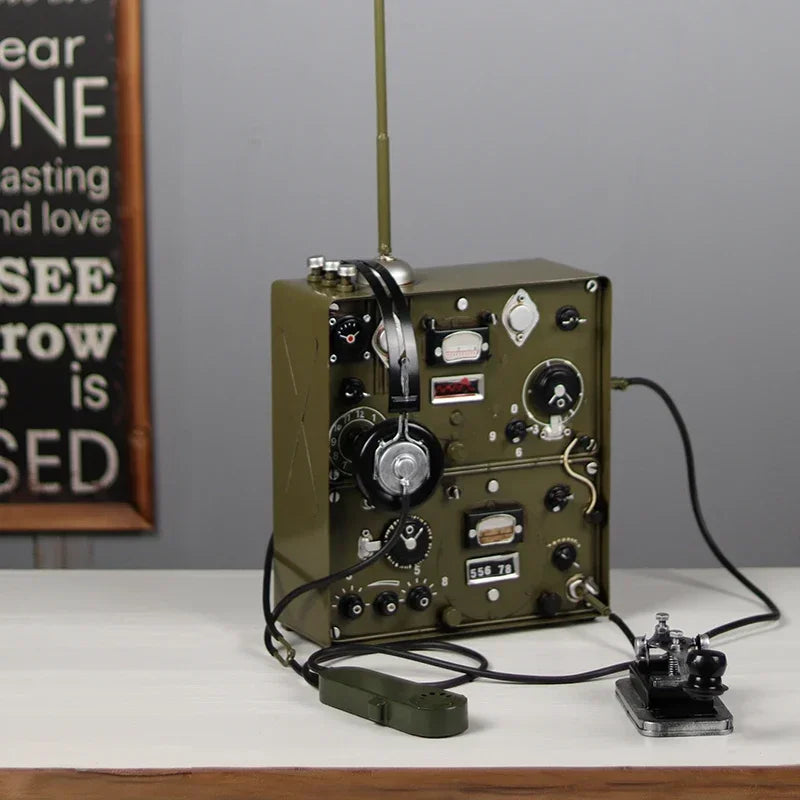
xmin=0 ymin=0 xmax=151 ymax=530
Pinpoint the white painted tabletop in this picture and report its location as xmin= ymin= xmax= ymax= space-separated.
xmin=0 ymin=568 xmax=794 ymax=770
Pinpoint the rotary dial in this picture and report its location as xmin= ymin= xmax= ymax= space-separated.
xmin=329 ymin=407 xmax=385 ymax=476
xmin=382 ymin=515 xmax=433 ymax=569
xmin=523 ymin=358 xmax=584 ymax=425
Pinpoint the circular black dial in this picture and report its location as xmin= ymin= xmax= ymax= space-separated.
xmin=556 ymin=306 xmax=582 ymax=331
xmin=330 ymin=315 xmax=367 ymax=362
xmin=407 ymin=585 xmax=433 ymax=612
xmin=505 ymin=419 xmax=528 ymax=444
xmin=551 ymin=542 xmax=578 ymax=572
xmin=329 ymin=407 xmax=385 ymax=476
xmin=382 ymin=515 xmax=432 ymax=569
xmin=528 ymin=361 xmax=582 ymax=418
xmin=373 ymin=591 xmax=400 ymax=616
xmin=338 ymin=593 xmax=365 ymax=620
xmin=544 ymin=484 xmax=572 ymax=513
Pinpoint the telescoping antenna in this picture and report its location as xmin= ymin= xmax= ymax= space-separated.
xmin=372 ymin=0 xmax=415 ymax=285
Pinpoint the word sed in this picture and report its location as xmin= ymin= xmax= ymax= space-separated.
xmin=0 ymin=428 xmax=118 ymax=496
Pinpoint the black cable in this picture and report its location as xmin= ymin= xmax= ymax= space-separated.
xmin=264 ymin=528 xmax=632 ymax=688
xmin=305 ymin=640 xmax=629 ymax=685
xmin=262 ymin=495 xmax=413 ymax=682
xmin=609 ymin=612 xmax=637 ymax=646
xmin=614 ymin=376 xmax=781 ymax=639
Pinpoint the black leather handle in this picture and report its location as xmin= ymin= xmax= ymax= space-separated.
xmin=348 ymin=260 xmax=420 ymax=413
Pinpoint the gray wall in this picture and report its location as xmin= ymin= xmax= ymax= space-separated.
xmin=3 ymin=0 xmax=799 ymax=568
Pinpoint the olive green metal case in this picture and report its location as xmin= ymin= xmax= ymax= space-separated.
xmin=272 ymin=258 xmax=611 ymax=647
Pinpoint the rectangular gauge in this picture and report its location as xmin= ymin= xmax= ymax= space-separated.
xmin=465 ymin=552 xmax=520 ymax=586
xmin=426 ymin=326 xmax=490 ymax=366
xmin=464 ymin=505 xmax=524 ymax=549
xmin=431 ymin=373 xmax=485 ymax=405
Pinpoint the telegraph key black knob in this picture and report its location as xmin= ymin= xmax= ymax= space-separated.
xmin=683 ymin=649 xmax=729 ymax=700
xmin=551 ymin=543 xmax=578 ymax=572
xmin=407 ymin=585 xmax=433 ymax=612
xmin=556 ymin=306 xmax=583 ymax=331
xmin=536 ymin=591 xmax=562 ymax=618
xmin=529 ymin=363 xmax=581 ymax=417
xmin=545 ymin=484 xmax=572 ymax=513
xmin=339 ymin=377 xmax=366 ymax=404
xmin=373 ymin=591 xmax=400 ymax=617
xmin=338 ymin=593 xmax=365 ymax=620
xmin=505 ymin=419 xmax=528 ymax=445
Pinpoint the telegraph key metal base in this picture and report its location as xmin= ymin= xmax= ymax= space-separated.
xmin=615 ymin=678 xmax=733 ymax=737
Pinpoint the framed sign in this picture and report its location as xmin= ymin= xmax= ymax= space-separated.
xmin=0 ymin=0 xmax=152 ymax=531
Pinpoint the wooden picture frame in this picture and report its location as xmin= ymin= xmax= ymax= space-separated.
xmin=0 ymin=0 xmax=152 ymax=532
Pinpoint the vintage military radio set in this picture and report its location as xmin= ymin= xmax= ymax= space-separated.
xmin=264 ymin=1 xmax=779 ymax=738
xmin=271 ymin=259 xmax=610 ymax=645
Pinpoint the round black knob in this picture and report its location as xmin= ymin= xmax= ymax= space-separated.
xmin=584 ymin=504 xmax=607 ymax=526
xmin=556 ymin=306 xmax=582 ymax=331
xmin=338 ymin=593 xmax=365 ymax=620
xmin=684 ymin=649 xmax=728 ymax=699
xmin=373 ymin=591 xmax=400 ymax=616
xmin=529 ymin=363 xmax=582 ymax=417
xmin=536 ymin=591 xmax=562 ymax=618
xmin=339 ymin=377 xmax=366 ymax=404
xmin=551 ymin=543 xmax=578 ymax=572
xmin=505 ymin=419 xmax=528 ymax=445
xmin=545 ymin=484 xmax=572 ymax=513
xmin=407 ymin=585 xmax=433 ymax=612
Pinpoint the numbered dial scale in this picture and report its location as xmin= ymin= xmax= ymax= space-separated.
xmin=382 ymin=515 xmax=433 ymax=569
xmin=329 ymin=407 xmax=386 ymax=476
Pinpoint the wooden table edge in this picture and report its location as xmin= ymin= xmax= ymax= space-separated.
xmin=2 ymin=765 xmax=799 ymax=799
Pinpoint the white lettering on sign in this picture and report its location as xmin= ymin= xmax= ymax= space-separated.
xmin=0 ymin=322 xmax=117 ymax=361
xmin=0 ymin=256 xmax=117 ymax=306
xmin=0 ymin=427 xmax=119 ymax=496
xmin=27 ymin=428 xmax=60 ymax=493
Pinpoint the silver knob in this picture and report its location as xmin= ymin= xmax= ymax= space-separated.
xmin=508 ymin=303 xmax=534 ymax=333
xmin=393 ymin=455 xmax=418 ymax=480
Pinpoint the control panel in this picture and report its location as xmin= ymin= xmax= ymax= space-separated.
xmin=272 ymin=258 xmax=610 ymax=646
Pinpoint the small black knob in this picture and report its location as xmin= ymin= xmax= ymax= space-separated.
xmin=373 ymin=591 xmax=400 ymax=616
xmin=505 ymin=419 xmax=528 ymax=444
xmin=529 ymin=363 xmax=582 ymax=417
xmin=551 ymin=543 xmax=578 ymax=572
xmin=338 ymin=593 xmax=365 ymax=620
xmin=556 ymin=306 xmax=583 ymax=331
xmin=545 ymin=484 xmax=572 ymax=513
xmin=536 ymin=591 xmax=562 ymax=618
xmin=584 ymin=504 xmax=607 ymax=526
xmin=683 ymin=649 xmax=729 ymax=699
xmin=577 ymin=435 xmax=595 ymax=452
xmin=340 ymin=377 xmax=366 ymax=404
xmin=407 ymin=585 xmax=433 ymax=612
